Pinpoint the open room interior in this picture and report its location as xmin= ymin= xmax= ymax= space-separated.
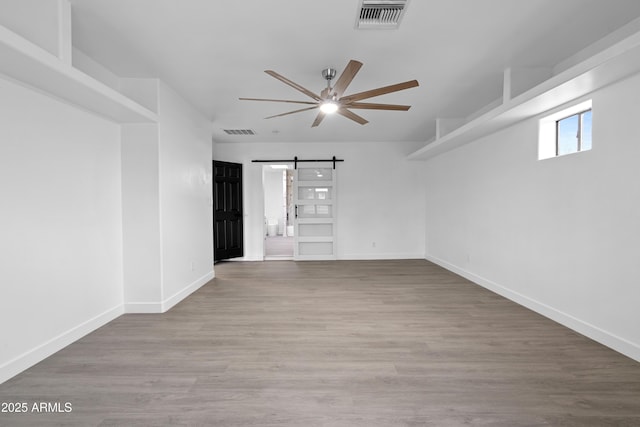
xmin=1 ymin=0 xmax=640 ymax=424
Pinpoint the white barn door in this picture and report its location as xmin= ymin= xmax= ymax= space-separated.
xmin=293 ymin=164 xmax=337 ymax=260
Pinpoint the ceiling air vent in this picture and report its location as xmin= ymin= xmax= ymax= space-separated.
xmin=356 ymin=0 xmax=408 ymax=30
xmin=223 ymin=129 xmax=256 ymax=135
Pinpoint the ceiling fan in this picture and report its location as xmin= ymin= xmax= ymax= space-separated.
xmin=239 ymin=59 xmax=419 ymax=127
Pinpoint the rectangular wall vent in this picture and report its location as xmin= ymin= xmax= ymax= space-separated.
xmin=223 ymin=129 xmax=256 ymax=135
xmin=356 ymin=0 xmax=408 ymax=29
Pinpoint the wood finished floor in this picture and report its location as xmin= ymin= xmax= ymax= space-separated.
xmin=1 ymin=260 xmax=639 ymax=426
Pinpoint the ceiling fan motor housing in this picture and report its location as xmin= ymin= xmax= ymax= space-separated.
xmin=322 ymin=68 xmax=337 ymax=81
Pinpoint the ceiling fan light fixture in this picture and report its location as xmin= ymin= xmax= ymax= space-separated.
xmin=320 ymin=100 xmax=339 ymax=114
xmin=241 ymin=59 xmax=418 ymax=126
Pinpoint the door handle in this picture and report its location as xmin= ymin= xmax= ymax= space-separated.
xmin=295 ymin=205 xmax=298 ymax=218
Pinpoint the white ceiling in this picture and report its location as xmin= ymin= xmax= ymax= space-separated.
xmin=68 ymin=0 xmax=640 ymax=144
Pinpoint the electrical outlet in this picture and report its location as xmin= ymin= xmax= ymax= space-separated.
xmin=190 ymin=261 xmax=195 ymax=271
xmin=372 ymin=242 xmax=376 ymax=248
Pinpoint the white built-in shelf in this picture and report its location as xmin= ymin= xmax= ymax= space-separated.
xmin=408 ymin=30 xmax=640 ymax=161
xmin=0 ymin=24 xmax=158 ymax=123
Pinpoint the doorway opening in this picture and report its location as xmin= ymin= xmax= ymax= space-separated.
xmin=262 ymin=164 xmax=294 ymax=259
xmin=213 ymin=160 xmax=243 ymax=262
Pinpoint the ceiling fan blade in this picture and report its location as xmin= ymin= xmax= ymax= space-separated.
xmin=337 ymin=108 xmax=369 ymax=125
xmin=311 ymin=111 xmax=326 ymax=127
xmin=340 ymin=80 xmax=419 ymax=103
xmin=239 ymin=97 xmax=317 ymax=105
xmin=265 ymin=70 xmax=322 ymax=101
xmin=345 ymin=102 xmax=411 ymax=111
xmin=332 ymin=60 xmax=363 ymax=99
xmin=264 ymin=105 xmax=319 ymax=119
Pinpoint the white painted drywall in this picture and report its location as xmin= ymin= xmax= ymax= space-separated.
xmin=0 ymin=0 xmax=63 ymax=57
xmin=158 ymin=82 xmax=214 ymax=304
xmin=0 ymin=77 xmax=124 ymax=383
xmin=120 ymin=78 xmax=160 ymax=114
xmin=423 ymin=72 xmax=640 ymax=361
xmin=213 ymin=141 xmax=426 ymax=260
xmin=0 ymin=4 xmax=215 ymax=381
xmin=121 ymin=83 xmax=214 ymax=313
xmin=72 ymin=47 xmax=121 ymax=92
xmin=121 ymin=123 xmax=162 ymax=308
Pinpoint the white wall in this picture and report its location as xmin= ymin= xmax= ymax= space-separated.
xmin=0 ymin=76 xmax=215 ymax=382
xmin=72 ymin=47 xmax=121 ymax=92
xmin=423 ymin=72 xmax=640 ymax=361
xmin=214 ymin=141 xmax=425 ymax=260
xmin=0 ymin=0 xmax=64 ymax=58
xmin=0 ymin=77 xmax=124 ymax=383
xmin=121 ymin=123 xmax=162 ymax=308
xmin=0 ymin=1 xmax=214 ymax=383
xmin=121 ymin=83 xmax=213 ymax=313
xmin=158 ymin=82 xmax=214 ymax=306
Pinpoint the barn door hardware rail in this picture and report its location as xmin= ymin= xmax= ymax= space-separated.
xmin=252 ymin=156 xmax=344 ymax=169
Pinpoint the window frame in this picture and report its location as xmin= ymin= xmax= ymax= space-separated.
xmin=555 ymin=108 xmax=592 ymax=156
xmin=538 ymin=99 xmax=592 ymax=160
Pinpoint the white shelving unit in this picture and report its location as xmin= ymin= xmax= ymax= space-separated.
xmin=0 ymin=24 xmax=157 ymax=124
xmin=408 ymin=30 xmax=640 ymax=161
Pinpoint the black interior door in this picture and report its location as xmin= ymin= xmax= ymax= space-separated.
xmin=213 ymin=161 xmax=243 ymax=261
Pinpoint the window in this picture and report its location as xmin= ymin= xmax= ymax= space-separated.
xmin=539 ymin=99 xmax=592 ymax=160
xmin=556 ymin=109 xmax=592 ymax=156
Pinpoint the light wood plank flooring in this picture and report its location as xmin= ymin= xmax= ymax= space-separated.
xmin=1 ymin=260 xmax=639 ymax=426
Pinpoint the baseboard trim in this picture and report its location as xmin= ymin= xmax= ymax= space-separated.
xmin=123 ymin=301 xmax=163 ymax=313
xmin=425 ymin=254 xmax=640 ymax=362
xmin=234 ymin=254 xmax=426 ymax=262
xmin=0 ymin=304 xmax=124 ymax=384
xmin=124 ymin=271 xmax=215 ymax=314
xmin=340 ymin=253 xmax=425 ymax=261
xmin=161 ymin=271 xmax=214 ymax=312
